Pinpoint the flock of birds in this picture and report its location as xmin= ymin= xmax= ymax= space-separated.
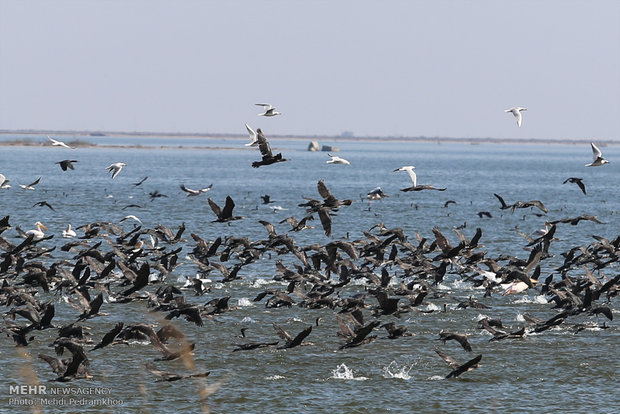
xmin=0 ymin=106 xmax=617 ymax=392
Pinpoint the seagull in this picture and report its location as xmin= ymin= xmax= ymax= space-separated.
xmin=19 ymin=177 xmax=42 ymax=190
xmin=366 ymin=187 xmax=388 ymax=201
xmin=326 ymin=154 xmax=351 ymax=165
xmin=106 ymin=162 xmax=126 ymax=179
xmin=48 ymin=136 xmax=74 ymax=149
xmin=180 ymin=183 xmax=213 ymax=197
xmin=394 ymin=166 xmax=446 ymax=192
xmin=0 ymin=174 xmax=10 ymax=189
xmin=245 ymin=124 xmax=259 ymax=146
xmin=56 ymin=160 xmax=78 ymax=171
xmin=62 ymin=224 xmax=77 ymax=238
xmin=505 ymin=107 xmax=527 ymax=127
xmin=255 ymin=103 xmax=281 ymax=117
xmin=120 ymin=215 xmax=142 ymax=224
xmin=585 ymin=143 xmax=609 ymax=167
xmin=26 ymin=221 xmax=47 ymax=240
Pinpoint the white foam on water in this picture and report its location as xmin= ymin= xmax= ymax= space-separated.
xmin=428 ymin=375 xmax=445 ymax=381
xmin=423 ymin=303 xmax=441 ymax=312
xmin=475 ymin=313 xmax=491 ymax=321
xmin=241 ymin=316 xmax=256 ymax=323
xmin=237 ymin=297 xmax=253 ymax=307
xmin=331 ymin=363 xmax=368 ymax=381
xmin=382 ymin=360 xmax=415 ymax=380
xmin=516 ymin=313 xmax=526 ymax=322
xmin=265 ymin=375 xmax=285 ymax=380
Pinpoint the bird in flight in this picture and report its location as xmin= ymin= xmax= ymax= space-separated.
xmin=505 ymin=107 xmax=527 ymax=127
xmin=48 ymin=136 xmax=74 ymax=149
xmin=585 ymin=142 xmax=609 ymax=167
xmin=255 ymin=103 xmax=281 ymax=117
xmin=180 ymin=183 xmax=213 ymax=197
xmin=326 ymin=154 xmax=351 ymax=165
xmin=106 ymin=162 xmax=126 ymax=179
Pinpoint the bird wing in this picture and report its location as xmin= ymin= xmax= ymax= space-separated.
xmin=221 ymin=196 xmax=236 ymax=219
xmin=28 ymin=177 xmax=42 ymax=187
xmin=287 ymin=326 xmax=312 ymax=348
xmin=256 ymin=129 xmax=273 ymax=158
xmin=591 ymin=143 xmax=603 ymax=160
xmin=434 ymin=348 xmax=460 ymax=369
xmin=318 ymin=208 xmax=332 ymax=237
xmin=208 ymin=198 xmax=222 ymax=219
xmin=272 ymin=323 xmax=293 ymax=342
xmin=447 ymin=354 xmax=482 ymax=378
xmin=317 ymin=180 xmax=336 ymax=202
xmin=180 ymin=184 xmax=196 ymax=194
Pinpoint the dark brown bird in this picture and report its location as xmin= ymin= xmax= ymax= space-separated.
xmin=562 ymin=177 xmax=586 ymax=195
xmin=435 ymin=348 xmax=482 ymax=378
xmin=272 ymin=323 xmax=312 ymax=349
xmin=56 ymin=160 xmax=78 ymax=171
xmin=208 ymin=196 xmax=245 ymax=223
xmin=438 ymin=332 xmax=472 ymax=352
xmin=252 ymin=128 xmax=289 ymax=167
xmin=145 ymin=362 xmax=209 ymax=382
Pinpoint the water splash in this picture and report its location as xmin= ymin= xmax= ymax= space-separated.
xmin=331 ymin=363 xmax=368 ymax=381
xmin=382 ymin=360 xmax=415 ymax=380
xmin=241 ymin=316 xmax=256 ymax=323
xmin=516 ymin=313 xmax=526 ymax=322
xmin=237 ymin=297 xmax=253 ymax=307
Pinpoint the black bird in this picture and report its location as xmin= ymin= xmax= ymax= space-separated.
xmin=435 ymin=348 xmax=482 ymax=378
xmin=91 ymin=322 xmax=124 ymax=351
xmin=145 ymin=362 xmax=210 ymax=382
xmin=477 ymin=211 xmax=493 ymax=218
xmin=133 ymin=176 xmax=148 ymax=186
xmin=208 ymin=196 xmax=245 ymax=223
xmin=261 ymin=195 xmax=273 ymax=204
xmin=444 ymin=200 xmax=457 ymax=208
xmin=251 ymin=128 xmax=289 ymax=167
xmin=272 ymin=323 xmax=312 ymax=349
xmin=56 ymin=160 xmax=78 ymax=171
xmin=32 ymin=201 xmax=56 ymax=211
xmin=149 ymin=190 xmax=168 ymax=201
xmin=438 ymin=332 xmax=472 ymax=352
xmin=562 ymin=177 xmax=587 ymax=195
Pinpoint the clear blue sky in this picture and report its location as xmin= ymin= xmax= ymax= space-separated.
xmin=0 ymin=0 xmax=618 ymax=139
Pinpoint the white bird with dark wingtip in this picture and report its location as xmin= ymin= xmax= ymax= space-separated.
xmin=48 ymin=136 xmax=74 ymax=149
xmin=19 ymin=177 xmax=42 ymax=190
xmin=366 ymin=187 xmax=388 ymax=201
xmin=255 ymin=103 xmax=281 ymax=117
xmin=505 ymin=107 xmax=527 ymax=127
xmin=0 ymin=174 xmax=10 ymax=189
xmin=585 ymin=142 xmax=609 ymax=167
xmin=326 ymin=154 xmax=351 ymax=165
xmin=180 ymin=183 xmax=213 ymax=197
xmin=106 ymin=162 xmax=126 ymax=179
xmin=394 ymin=166 xmax=417 ymax=187
xmin=245 ymin=124 xmax=259 ymax=146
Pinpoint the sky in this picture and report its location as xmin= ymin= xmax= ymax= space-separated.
xmin=0 ymin=0 xmax=618 ymax=140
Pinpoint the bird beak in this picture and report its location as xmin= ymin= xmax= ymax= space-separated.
xmin=40 ymin=224 xmax=48 ymax=230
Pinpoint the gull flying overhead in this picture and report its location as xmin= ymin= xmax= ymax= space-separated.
xmin=326 ymin=154 xmax=351 ymax=165
xmin=19 ymin=177 xmax=42 ymax=190
xmin=106 ymin=162 xmax=126 ymax=179
xmin=394 ymin=166 xmax=446 ymax=192
xmin=180 ymin=183 xmax=213 ymax=197
xmin=245 ymin=124 xmax=259 ymax=146
xmin=585 ymin=143 xmax=609 ymax=167
xmin=0 ymin=174 xmax=10 ymax=189
xmin=505 ymin=107 xmax=527 ymax=127
xmin=255 ymin=103 xmax=281 ymax=117
xmin=48 ymin=136 xmax=74 ymax=149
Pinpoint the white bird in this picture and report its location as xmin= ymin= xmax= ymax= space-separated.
xmin=326 ymin=154 xmax=351 ymax=165
xmin=26 ymin=221 xmax=47 ymax=240
xmin=18 ymin=177 xmax=41 ymax=190
xmin=366 ymin=187 xmax=388 ymax=201
xmin=62 ymin=224 xmax=77 ymax=238
xmin=255 ymin=103 xmax=281 ymax=117
xmin=269 ymin=205 xmax=287 ymax=213
xmin=393 ymin=166 xmax=417 ymax=187
xmin=0 ymin=174 xmax=10 ymax=189
xmin=48 ymin=136 xmax=74 ymax=149
xmin=585 ymin=142 xmax=609 ymax=167
xmin=505 ymin=107 xmax=527 ymax=127
xmin=245 ymin=124 xmax=259 ymax=146
xmin=120 ymin=215 xmax=142 ymax=224
xmin=106 ymin=162 xmax=126 ymax=179
xmin=180 ymin=183 xmax=213 ymax=196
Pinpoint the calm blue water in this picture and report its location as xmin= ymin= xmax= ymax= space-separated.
xmin=0 ymin=138 xmax=618 ymax=413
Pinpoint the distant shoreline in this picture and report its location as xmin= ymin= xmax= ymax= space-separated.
xmin=0 ymin=129 xmax=617 ymax=147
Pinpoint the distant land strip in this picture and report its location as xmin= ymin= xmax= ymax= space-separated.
xmin=0 ymin=129 xmax=617 ymax=146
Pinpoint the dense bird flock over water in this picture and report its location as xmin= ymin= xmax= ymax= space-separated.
xmin=0 ymin=127 xmax=617 ymax=411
